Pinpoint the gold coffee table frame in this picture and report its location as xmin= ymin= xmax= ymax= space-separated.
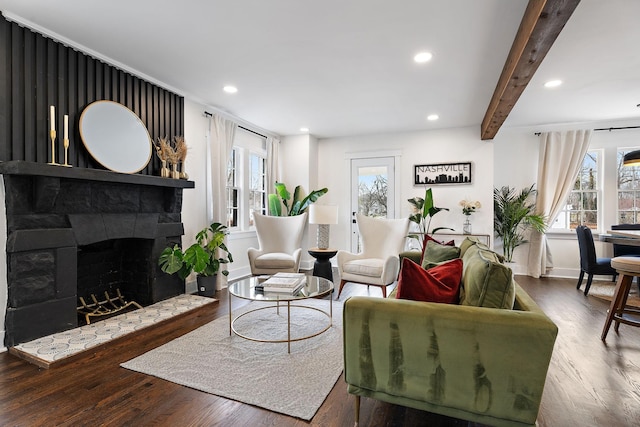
xmin=228 ymin=276 xmax=334 ymax=353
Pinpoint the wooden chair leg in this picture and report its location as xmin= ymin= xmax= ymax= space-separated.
xmin=576 ymin=270 xmax=585 ymax=290
xmin=602 ymin=274 xmax=632 ymax=340
xmin=354 ymin=395 xmax=360 ymax=427
xmin=615 ymin=279 xmax=634 ymax=333
xmin=381 ymin=285 xmax=387 ymax=298
xmin=337 ymin=279 xmax=348 ymax=299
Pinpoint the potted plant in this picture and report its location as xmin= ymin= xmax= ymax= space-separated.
xmin=158 ymin=222 xmax=233 ymax=297
xmin=407 ymin=187 xmax=453 ymax=247
xmin=268 ymin=182 xmax=328 ymax=216
xmin=493 ymin=185 xmax=546 ymax=262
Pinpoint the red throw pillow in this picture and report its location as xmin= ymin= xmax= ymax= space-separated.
xmin=420 ymin=234 xmax=455 ymax=263
xmin=396 ymin=257 xmax=462 ymax=304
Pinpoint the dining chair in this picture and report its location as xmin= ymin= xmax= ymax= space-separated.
xmin=247 ymin=212 xmax=308 ymax=275
xmin=336 ymin=214 xmax=409 ymax=298
xmin=576 ymin=225 xmax=617 ymax=296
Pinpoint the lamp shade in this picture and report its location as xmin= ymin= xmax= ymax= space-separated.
xmin=624 ymin=150 xmax=640 ymax=167
xmin=309 ymin=205 xmax=338 ymax=225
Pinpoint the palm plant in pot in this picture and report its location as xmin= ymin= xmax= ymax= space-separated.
xmin=158 ymin=222 xmax=233 ymax=297
xmin=493 ymin=185 xmax=546 ymax=263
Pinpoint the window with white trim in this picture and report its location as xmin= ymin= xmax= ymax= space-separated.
xmin=552 ymin=150 xmax=600 ymax=230
xmin=617 ymin=148 xmax=640 ymax=224
xmin=225 ymin=129 xmax=267 ymax=231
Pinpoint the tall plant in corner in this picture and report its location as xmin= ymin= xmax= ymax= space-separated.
xmin=493 ymin=185 xmax=547 ymax=262
xmin=407 ymin=188 xmax=453 ymax=246
xmin=268 ymin=182 xmax=328 ymax=216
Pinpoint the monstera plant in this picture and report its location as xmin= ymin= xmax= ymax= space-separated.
xmin=268 ymin=182 xmax=328 ymax=216
xmin=158 ymin=222 xmax=233 ymax=296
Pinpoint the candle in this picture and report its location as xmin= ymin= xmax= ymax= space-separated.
xmin=50 ymin=105 xmax=55 ymax=132
xmin=64 ymin=115 xmax=68 ymax=140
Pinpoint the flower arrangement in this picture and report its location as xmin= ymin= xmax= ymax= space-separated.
xmin=460 ymin=199 xmax=481 ymax=216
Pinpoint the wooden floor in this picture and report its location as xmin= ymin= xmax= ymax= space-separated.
xmin=1 ymin=276 xmax=639 ymax=426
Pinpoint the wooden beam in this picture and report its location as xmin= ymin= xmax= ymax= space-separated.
xmin=480 ymin=0 xmax=581 ymax=140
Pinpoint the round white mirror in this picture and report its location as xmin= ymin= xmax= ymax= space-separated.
xmin=79 ymin=100 xmax=152 ymax=174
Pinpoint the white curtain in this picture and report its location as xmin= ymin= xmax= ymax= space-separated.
xmin=207 ymin=114 xmax=237 ymax=287
xmin=266 ymin=136 xmax=280 ymax=202
xmin=527 ymin=130 xmax=592 ymax=278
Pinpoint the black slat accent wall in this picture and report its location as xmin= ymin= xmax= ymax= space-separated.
xmin=0 ymin=15 xmax=184 ymax=175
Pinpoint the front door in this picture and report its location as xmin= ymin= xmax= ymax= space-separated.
xmin=350 ymin=156 xmax=396 ymax=252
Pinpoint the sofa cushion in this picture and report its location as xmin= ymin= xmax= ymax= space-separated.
xmin=396 ymin=257 xmax=462 ymax=303
xmin=420 ymin=234 xmax=455 ymax=262
xmin=421 ymin=240 xmax=461 ymax=270
xmin=460 ymin=245 xmax=515 ymax=309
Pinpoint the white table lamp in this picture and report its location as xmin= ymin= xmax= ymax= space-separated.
xmin=309 ymin=205 xmax=338 ymax=249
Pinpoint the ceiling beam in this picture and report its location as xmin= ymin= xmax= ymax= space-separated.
xmin=480 ymin=0 xmax=581 ymax=140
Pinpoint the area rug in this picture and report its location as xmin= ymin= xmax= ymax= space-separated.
xmin=588 ymin=282 xmax=640 ymax=308
xmin=121 ymin=298 xmax=343 ymax=421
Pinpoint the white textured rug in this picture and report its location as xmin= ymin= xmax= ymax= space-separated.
xmin=121 ymin=298 xmax=343 ymax=421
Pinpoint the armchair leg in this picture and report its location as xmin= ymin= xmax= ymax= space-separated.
xmin=354 ymin=395 xmax=360 ymax=427
xmin=337 ymin=279 xmax=348 ymax=299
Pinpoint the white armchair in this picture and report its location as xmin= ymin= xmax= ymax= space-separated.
xmin=337 ymin=214 xmax=409 ymax=298
xmin=248 ymin=212 xmax=308 ymax=275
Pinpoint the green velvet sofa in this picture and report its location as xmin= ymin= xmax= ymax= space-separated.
xmin=342 ymin=240 xmax=558 ymax=427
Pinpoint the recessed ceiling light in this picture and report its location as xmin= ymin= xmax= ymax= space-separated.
xmin=300 ymin=127 xmax=309 ymax=132
xmin=223 ymin=85 xmax=238 ymax=93
xmin=427 ymin=114 xmax=439 ymax=121
xmin=414 ymin=51 xmax=433 ymax=63
xmin=544 ymin=80 xmax=562 ymax=88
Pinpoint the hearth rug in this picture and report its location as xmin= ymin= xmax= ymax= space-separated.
xmin=121 ymin=298 xmax=343 ymax=421
xmin=11 ymin=294 xmax=216 ymax=365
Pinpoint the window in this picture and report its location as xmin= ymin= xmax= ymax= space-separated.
xmin=249 ymin=153 xmax=267 ymax=224
xmin=225 ymin=129 xmax=267 ymax=231
xmin=617 ymin=148 xmax=640 ymax=224
xmin=226 ymin=149 xmax=239 ymax=228
xmin=552 ymin=151 xmax=599 ymax=230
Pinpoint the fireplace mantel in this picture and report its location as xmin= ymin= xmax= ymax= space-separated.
xmin=1 ymin=161 xmax=193 ymax=346
xmin=0 ymin=161 xmax=195 ymax=189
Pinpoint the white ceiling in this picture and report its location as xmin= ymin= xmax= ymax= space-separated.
xmin=0 ymin=0 xmax=639 ymax=139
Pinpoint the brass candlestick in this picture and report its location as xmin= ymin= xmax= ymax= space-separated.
xmin=62 ymin=138 xmax=72 ymax=167
xmin=48 ymin=129 xmax=59 ymax=165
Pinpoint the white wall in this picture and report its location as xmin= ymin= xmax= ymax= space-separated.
xmin=317 ymin=126 xmax=495 ymax=253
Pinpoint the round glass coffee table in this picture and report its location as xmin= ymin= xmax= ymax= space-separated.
xmin=228 ymin=275 xmax=334 ymax=353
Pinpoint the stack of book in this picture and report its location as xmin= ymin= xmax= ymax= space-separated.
xmin=257 ymin=272 xmax=307 ymax=294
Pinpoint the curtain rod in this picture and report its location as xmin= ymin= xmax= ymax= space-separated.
xmin=203 ymin=111 xmax=268 ymax=139
xmin=535 ymin=125 xmax=640 ymax=136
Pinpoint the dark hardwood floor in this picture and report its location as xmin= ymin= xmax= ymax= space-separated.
xmin=1 ymin=275 xmax=639 ymax=426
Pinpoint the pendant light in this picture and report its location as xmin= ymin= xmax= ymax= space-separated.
xmin=624 ymin=150 xmax=640 ymax=167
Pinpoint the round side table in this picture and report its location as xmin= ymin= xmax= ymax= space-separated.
xmin=308 ymin=248 xmax=338 ymax=282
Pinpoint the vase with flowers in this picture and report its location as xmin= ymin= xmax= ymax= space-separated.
xmin=459 ymin=199 xmax=481 ymax=234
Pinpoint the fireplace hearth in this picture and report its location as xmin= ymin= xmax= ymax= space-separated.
xmin=1 ymin=161 xmax=194 ymax=347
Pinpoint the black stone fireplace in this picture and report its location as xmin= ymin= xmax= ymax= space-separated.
xmin=1 ymin=161 xmax=194 ymax=347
